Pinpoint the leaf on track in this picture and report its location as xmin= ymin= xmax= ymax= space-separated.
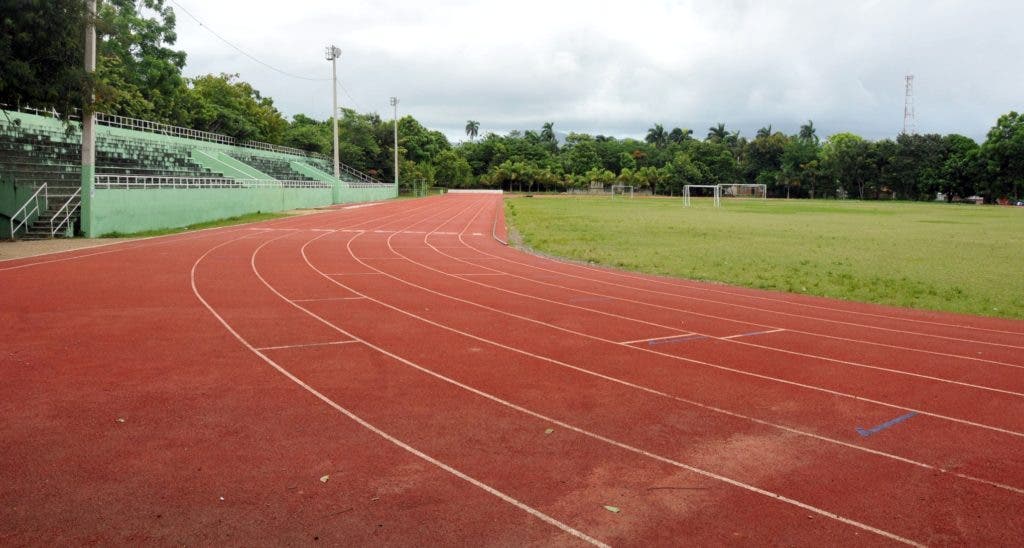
xmin=603 ymin=505 xmax=620 ymax=513
xmin=320 ymin=475 xmax=330 ymax=483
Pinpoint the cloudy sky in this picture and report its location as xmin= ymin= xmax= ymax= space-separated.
xmin=169 ymin=0 xmax=1023 ymax=142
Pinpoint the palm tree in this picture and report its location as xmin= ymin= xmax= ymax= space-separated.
xmin=707 ymin=123 xmax=728 ymax=142
xmin=540 ymin=122 xmax=555 ymax=142
xmin=465 ymin=120 xmax=480 ymax=141
xmin=645 ymin=124 xmax=667 ymax=147
xmin=799 ymin=120 xmax=818 ymax=144
xmin=756 ymin=125 xmax=773 ymax=139
xmin=669 ymin=127 xmax=693 ymax=144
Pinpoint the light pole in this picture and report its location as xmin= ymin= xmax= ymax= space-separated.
xmin=325 ymin=45 xmax=341 ymax=178
xmin=390 ymin=97 xmax=399 ymax=188
xmin=82 ymin=0 xmax=97 ymax=236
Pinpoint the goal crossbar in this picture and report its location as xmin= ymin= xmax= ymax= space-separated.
xmin=683 ymin=184 xmax=720 ymax=207
xmin=611 ymin=184 xmax=634 ymax=198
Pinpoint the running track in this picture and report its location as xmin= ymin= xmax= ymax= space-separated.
xmin=2 ymin=194 xmax=1023 ymax=545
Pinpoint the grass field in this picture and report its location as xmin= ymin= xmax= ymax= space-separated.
xmin=505 ymin=196 xmax=1024 ymax=320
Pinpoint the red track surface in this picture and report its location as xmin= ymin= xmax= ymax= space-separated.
xmin=3 ymin=195 xmax=1023 ymax=546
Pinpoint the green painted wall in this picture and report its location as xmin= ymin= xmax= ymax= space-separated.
xmin=91 ymin=186 xmax=333 ymax=235
xmin=0 ymin=179 xmax=43 ymax=239
xmin=337 ymin=185 xmax=398 ymax=203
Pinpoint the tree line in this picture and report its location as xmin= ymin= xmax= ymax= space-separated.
xmin=2 ymin=0 xmax=1022 ymax=202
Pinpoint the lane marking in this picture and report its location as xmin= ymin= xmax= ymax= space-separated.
xmin=256 ymin=340 xmax=359 ymax=351
xmin=295 ymin=227 xmax=925 ymax=546
xmin=620 ymin=333 xmax=695 ymax=345
xmin=722 ymin=328 xmax=786 ymax=340
xmin=646 ymin=335 xmax=708 ymax=346
xmin=292 ymin=296 xmax=367 ymax=302
xmin=351 ymin=198 xmax=1024 ymax=494
xmin=857 ymin=413 xmax=918 ymax=437
xmin=191 ymin=231 xmax=608 ymax=548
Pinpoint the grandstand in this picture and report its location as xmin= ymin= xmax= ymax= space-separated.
xmin=1 ymin=107 xmax=396 ymax=239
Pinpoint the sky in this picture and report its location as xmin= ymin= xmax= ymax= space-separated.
xmin=169 ymin=0 xmax=1024 ymax=143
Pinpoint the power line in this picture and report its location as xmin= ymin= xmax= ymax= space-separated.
xmin=169 ymin=0 xmax=366 ymax=113
xmin=169 ymin=0 xmax=327 ymax=82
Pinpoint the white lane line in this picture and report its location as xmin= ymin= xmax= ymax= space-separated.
xmin=298 ymin=229 xmax=923 ymax=546
xmin=475 ymin=244 xmax=1024 ymax=353
xmin=722 ymin=328 xmax=786 ymax=339
xmin=292 ymin=296 xmax=367 ymax=302
xmin=621 ymin=333 xmax=697 ymax=345
xmin=454 ymin=239 xmax=1024 ymax=378
xmin=190 ymin=231 xmax=607 ymax=548
xmin=355 ymin=200 xmax=1024 ymax=493
xmin=552 ymin=259 xmax=1024 ymax=338
xmin=256 ymin=340 xmax=359 ymax=351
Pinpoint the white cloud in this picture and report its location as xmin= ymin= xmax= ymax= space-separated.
xmin=170 ymin=0 xmax=1024 ymax=142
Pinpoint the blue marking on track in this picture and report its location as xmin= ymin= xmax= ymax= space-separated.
xmin=856 ymin=412 xmax=918 ymax=437
xmin=648 ymin=334 xmax=708 ymax=346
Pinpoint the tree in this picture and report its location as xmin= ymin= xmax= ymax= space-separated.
xmin=433 ymin=149 xmax=474 ymax=188
xmin=668 ymin=127 xmax=693 ymax=144
xmin=706 ymin=123 xmax=728 ymax=142
xmin=540 ymin=122 xmax=555 ymax=142
xmin=798 ymin=120 xmax=819 ymax=144
xmin=645 ymin=124 xmax=667 ymax=147
xmin=821 ymin=132 xmax=875 ymax=199
xmin=95 ymin=0 xmax=189 ymax=124
xmin=187 ymin=73 xmax=287 ymax=143
xmin=756 ymin=125 xmax=773 ymax=139
xmin=465 ymin=120 xmax=480 ymax=141
xmin=979 ymin=111 xmax=1024 ymax=201
xmin=0 ymin=0 xmax=90 ymax=120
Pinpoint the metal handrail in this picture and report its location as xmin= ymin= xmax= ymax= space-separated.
xmin=9 ymin=183 xmax=47 ymax=238
xmin=93 ymin=175 xmax=332 ymax=190
xmin=49 ymin=188 xmax=81 ymax=237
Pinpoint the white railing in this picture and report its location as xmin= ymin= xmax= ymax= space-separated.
xmin=94 ymin=175 xmax=331 ymax=190
xmin=9 ymin=183 xmax=47 ymax=238
xmin=50 ymin=188 xmax=81 ymax=237
xmin=346 ymin=181 xmax=397 ymax=189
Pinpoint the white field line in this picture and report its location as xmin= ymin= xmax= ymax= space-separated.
xmin=190 ymin=230 xmax=607 ymax=548
xmin=290 ymin=217 xmax=923 ymax=545
xmin=459 ymin=233 xmax=1024 ymax=371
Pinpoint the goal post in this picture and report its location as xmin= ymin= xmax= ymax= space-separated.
xmin=718 ymin=183 xmax=767 ymax=200
xmin=683 ymin=184 xmax=720 ymax=207
xmin=611 ymin=184 xmax=634 ymax=198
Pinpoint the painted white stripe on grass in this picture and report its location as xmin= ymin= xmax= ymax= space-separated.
xmin=190 ymin=232 xmax=607 ymax=548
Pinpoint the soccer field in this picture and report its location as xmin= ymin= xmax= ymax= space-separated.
xmin=505 ymin=196 xmax=1024 ymax=319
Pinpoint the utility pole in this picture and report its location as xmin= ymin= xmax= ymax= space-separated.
xmin=902 ymin=74 xmax=916 ymax=135
xmin=325 ymin=45 xmax=341 ymax=177
xmin=390 ymin=97 xmax=399 ymax=188
xmin=82 ymin=0 xmax=97 ymax=237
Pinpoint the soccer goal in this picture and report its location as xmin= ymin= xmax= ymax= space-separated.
xmin=718 ymin=183 xmax=767 ymax=201
xmin=683 ymin=184 xmax=721 ymax=207
xmin=611 ymin=184 xmax=634 ymax=198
